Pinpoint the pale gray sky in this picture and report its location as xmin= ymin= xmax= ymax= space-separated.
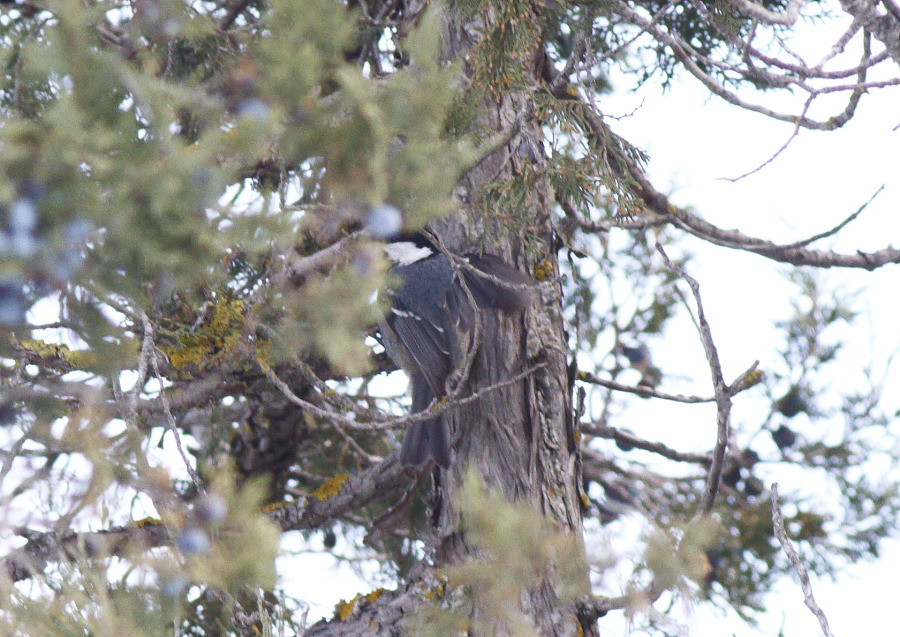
xmin=598 ymin=23 xmax=900 ymax=635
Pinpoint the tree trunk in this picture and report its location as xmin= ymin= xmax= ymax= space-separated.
xmin=305 ymin=3 xmax=596 ymax=635
xmin=428 ymin=5 xmax=593 ymax=637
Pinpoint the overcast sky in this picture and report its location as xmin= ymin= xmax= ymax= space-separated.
xmin=597 ymin=20 xmax=900 ymax=635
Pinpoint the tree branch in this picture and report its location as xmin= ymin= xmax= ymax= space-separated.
xmin=3 ymin=521 xmax=170 ymax=583
xmin=771 ymin=483 xmax=837 ymax=637
xmin=582 ymin=423 xmax=711 ymax=464
xmin=838 ymin=0 xmax=900 ymax=67
xmin=612 ymin=2 xmax=892 ymax=131
xmin=576 ymin=370 xmax=716 ymax=403
xmin=656 ymin=244 xmax=730 ymax=516
xmin=542 ymin=57 xmax=900 ymax=270
xmin=667 ymin=205 xmax=900 ymax=269
xmin=1 ymin=456 xmax=410 ymax=583
xmin=722 ymin=0 xmax=807 ymax=25
xmin=259 ymin=359 xmax=546 ymax=432
xmin=282 ymin=232 xmax=363 ymax=285
xmin=270 ymin=457 xmax=409 ymax=533
xmin=576 ymin=582 xmax=663 ymax=625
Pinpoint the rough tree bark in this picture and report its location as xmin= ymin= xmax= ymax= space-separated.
xmin=305 ymin=3 xmax=592 ymax=636
xmin=838 ymin=0 xmax=900 ymax=67
xmin=431 ymin=6 xmax=589 ymax=634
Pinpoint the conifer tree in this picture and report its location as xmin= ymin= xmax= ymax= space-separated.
xmin=1 ymin=1 xmax=898 ymax=635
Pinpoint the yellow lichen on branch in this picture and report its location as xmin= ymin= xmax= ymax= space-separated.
xmin=131 ymin=517 xmax=164 ymax=528
xmin=310 ymin=474 xmax=350 ymax=502
xmin=334 ymin=595 xmax=359 ymax=621
xmin=259 ymin=500 xmax=291 ymax=514
xmin=161 ymin=298 xmax=245 ymax=372
xmin=19 ymin=339 xmax=98 ymax=368
xmin=334 ymin=588 xmax=388 ymax=622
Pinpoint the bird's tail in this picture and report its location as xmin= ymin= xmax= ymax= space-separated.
xmin=399 ymin=416 xmax=450 ymax=468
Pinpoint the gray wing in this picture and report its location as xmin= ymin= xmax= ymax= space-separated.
xmin=382 ymin=254 xmax=455 ymax=399
xmin=461 ymin=254 xmax=533 ymax=314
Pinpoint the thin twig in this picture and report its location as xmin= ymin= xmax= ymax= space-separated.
xmin=259 ymin=360 xmax=546 ymax=432
xmin=559 ymin=92 xmax=900 ymax=269
xmin=0 ymin=428 xmax=30 ymax=494
xmin=118 ymin=313 xmax=176 ymax=516
xmin=613 ymin=1 xmax=882 ymax=131
xmin=130 ymin=313 xmax=155 ymax=416
xmin=297 ymin=361 xmax=386 ymax=421
xmin=771 ymin=483 xmax=837 ymax=637
xmin=776 ymin=185 xmax=884 ymax=250
xmin=576 ymin=581 xmax=664 ymax=625
xmin=720 ymin=95 xmax=810 ymax=182
xmin=423 ymin=230 xmax=484 ymax=402
xmin=283 ymin=231 xmax=363 ymax=284
xmin=458 ymin=110 xmax=530 ymax=178
xmin=656 ymin=243 xmax=730 ymax=516
xmin=144 ymin=313 xmax=204 ymax=490
xmin=582 ymin=423 xmax=711 ymax=464
xmin=576 ymin=370 xmax=716 ymax=403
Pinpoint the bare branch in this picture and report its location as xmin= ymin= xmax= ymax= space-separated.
xmin=296 ymin=360 xmax=388 ymax=421
xmin=771 ymin=483 xmax=837 ymax=637
xmin=259 ymin=359 xmax=546 ymax=432
xmin=667 ymin=205 xmax=900 ymax=269
xmin=720 ymin=96 xmax=810 ymax=182
xmin=582 ymin=423 xmax=711 ymax=464
xmin=576 ymin=582 xmax=663 ymax=625
xmin=543 ymin=64 xmax=900 ymax=270
xmin=838 ymin=0 xmax=900 ymax=67
xmin=459 ymin=110 xmax=530 ymax=178
xmin=269 ymin=457 xmax=409 ymax=533
xmin=612 ymin=2 xmax=885 ymax=131
xmin=3 ymin=521 xmax=170 ymax=583
xmin=576 ymin=369 xmax=716 ymax=403
xmin=815 ymin=20 xmax=863 ymax=69
xmin=656 ymin=244 xmax=730 ymax=516
xmin=776 ymin=185 xmax=884 ymax=249
xmin=283 ymin=231 xmax=363 ymax=284
xmin=145 ymin=314 xmax=205 ymax=490
xmin=587 ymin=113 xmax=900 ymax=269
xmin=136 ymin=372 xmax=228 ymax=415
xmin=886 ymin=0 xmax=900 ymax=24
xmin=722 ymin=0 xmax=807 ymax=25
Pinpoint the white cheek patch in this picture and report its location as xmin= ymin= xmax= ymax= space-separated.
xmin=385 ymin=241 xmax=433 ymax=265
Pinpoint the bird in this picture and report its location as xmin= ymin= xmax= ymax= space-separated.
xmin=618 ymin=343 xmax=662 ymax=391
xmin=619 ymin=344 xmax=652 ymax=372
xmin=379 ymin=232 xmax=532 ymax=469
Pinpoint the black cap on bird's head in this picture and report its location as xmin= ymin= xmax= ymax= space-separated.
xmin=385 ymin=231 xmax=533 ymax=311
